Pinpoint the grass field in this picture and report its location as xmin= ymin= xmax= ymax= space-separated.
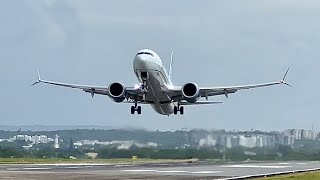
xmin=256 ymin=171 xmax=320 ymax=180
xmin=0 ymin=158 xmax=197 ymax=164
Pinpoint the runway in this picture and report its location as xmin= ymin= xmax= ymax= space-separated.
xmin=0 ymin=161 xmax=319 ymax=179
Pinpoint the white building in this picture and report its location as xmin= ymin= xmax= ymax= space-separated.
xmin=226 ymin=136 xmax=232 ymax=149
xmin=239 ymin=135 xmax=257 ymax=148
xmin=40 ymin=135 xmax=48 ymax=144
xmin=54 ymin=134 xmax=60 ymax=149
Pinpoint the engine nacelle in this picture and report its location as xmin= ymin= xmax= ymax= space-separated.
xmin=182 ymin=83 xmax=200 ymax=103
xmin=108 ymin=82 xmax=126 ymax=103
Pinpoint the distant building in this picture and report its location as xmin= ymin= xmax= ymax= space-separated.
xmin=310 ymin=130 xmax=317 ymax=140
xmin=40 ymin=135 xmax=48 ymax=144
xmin=32 ymin=135 xmax=40 ymax=144
xmin=54 ymin=134 xmax=60 ymax=149
xmin=284 ymin=129 xmax=318 ymax=140
xmin=239 ymin=135 xmax=257 ymax=148
xmin=256 ymin=136 xmax=264 ymax=147
xmin=15 ymin=135 xmax=25 ymax=141
xmin=294 ymin=129 xmax=302 ymax=140
xmin=5 ymin=134 xmax=56 ymax=145
xmin=226 ymin=136 xmax=232 ymax=149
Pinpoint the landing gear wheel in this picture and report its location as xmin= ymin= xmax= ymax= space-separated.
xmin=180 ymin=106 xmax=184 ymax=115
xmin=131 ymin=106 xmax=135 ymax=114
xmin=137 ymin=106 xmax=142 ymax=114
xmin=174 ymin=106 xmax=178 ymax=115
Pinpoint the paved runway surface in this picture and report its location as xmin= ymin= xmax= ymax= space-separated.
xmin=0 ymin=161 xmax=319 ymax=179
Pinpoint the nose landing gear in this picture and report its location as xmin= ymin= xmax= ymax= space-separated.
xmin=141 ymin=81 xmax=148 ymax=93
xmin=140 ymin=72 xmax=149 ymax=93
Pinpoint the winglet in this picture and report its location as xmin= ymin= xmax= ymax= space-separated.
xmin=280 ymin=67 xmax=292 ymax=87
xmin=31 ymin=69 xmax=42 ymax=86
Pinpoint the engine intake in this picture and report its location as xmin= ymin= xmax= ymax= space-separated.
xmin=108 ymin=82 xmax=126 ymax=102
xmin=182 ymin=83 xmax=200 ymax=103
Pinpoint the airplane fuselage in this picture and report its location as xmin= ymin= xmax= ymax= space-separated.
xmin=133 ymin=49 xmax=175 ymax=115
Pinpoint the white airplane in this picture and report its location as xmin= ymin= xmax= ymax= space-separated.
xmin=32 ymin=49 xmax=291 ymax=115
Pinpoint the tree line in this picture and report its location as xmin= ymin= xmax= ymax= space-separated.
xmin=2 ymin=145 xmax=320 ymax=161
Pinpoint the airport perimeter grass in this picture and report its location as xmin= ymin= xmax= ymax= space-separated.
xmin=256 ymin=171 xmax=320 ymax=180
xmin=0 ymin=158 xmax=196 ymax=164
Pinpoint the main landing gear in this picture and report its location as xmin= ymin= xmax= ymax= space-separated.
xmin=174 ymin=104 xmax=184 ymax=115
xmin=131 ymin=102 xmax=141 ymax=115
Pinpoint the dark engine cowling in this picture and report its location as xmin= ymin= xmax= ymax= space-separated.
xmin=182 ymin=83 xmax=200 ymax=103
xmin=108 ymin=82 xmax=126 ymax=103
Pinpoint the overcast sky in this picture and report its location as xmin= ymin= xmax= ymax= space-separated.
xmin=0 ymin=0 xmax=319 ymax=131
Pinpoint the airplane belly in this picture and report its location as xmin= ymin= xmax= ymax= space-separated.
xmin=151 ymin=104 xmax=174 ymax=115
xmin=144 ymin=70 xmax=174 ymax=115
xmin=144 ymin=70 xmax=171 ymax=103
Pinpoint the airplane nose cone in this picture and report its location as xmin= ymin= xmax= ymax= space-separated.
xmin=137 ymin=55 xmax=148 ymax=61
xmin=134 ymin=55 xmax=149 ymax=68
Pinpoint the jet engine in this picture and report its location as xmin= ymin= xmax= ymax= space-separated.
xmin=108 ymin=82 xmax=126 ymax=102
xmin=182 ymin=83 xmax=200 ymax=103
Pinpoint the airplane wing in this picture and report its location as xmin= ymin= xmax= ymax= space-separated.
xmin=199 ymin=81 xmax=285 ymax=98
xmin=32 ymin=78 xmax=109 ymax=96
xmin=201 ymin=67 xmax=292 ymax=98
xmin=166 ymin=67 xmax=292 ymax=100
xmin=31 ymin=71 xmax=141 ymax=98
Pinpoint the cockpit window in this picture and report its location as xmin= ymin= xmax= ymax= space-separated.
xmin=136 ymin=52 xmax=154 ymax=57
